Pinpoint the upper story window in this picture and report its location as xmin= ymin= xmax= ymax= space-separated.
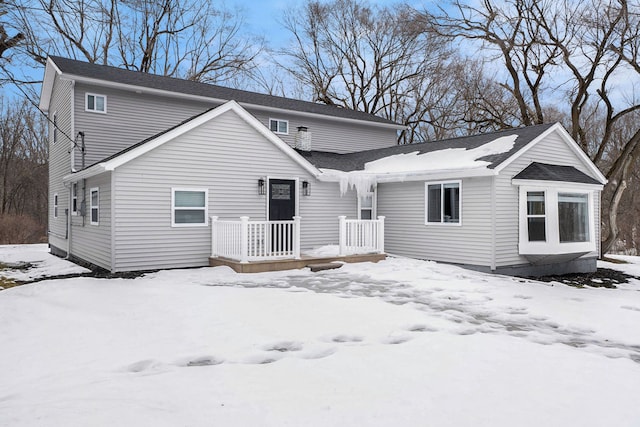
xmin=90 ymin=187 xmax=99 ymax=225
xmin=425 ymin=181 xmax=461 ymax=225
xmin=172 ymin=188 xmax=208 ymax=227
xmin=86 ymin=93 xmax=107 ymax=113
xmin=269 ymin=118 xmax=288 ymax=135
xmin=52 ymin=112 xmax=58 ymax=143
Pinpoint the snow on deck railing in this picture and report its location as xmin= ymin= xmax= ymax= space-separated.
xmin=338 ymin=216 xmax=385 ymax=256
xmin=211 ymin=216 xmax=301 ymax=263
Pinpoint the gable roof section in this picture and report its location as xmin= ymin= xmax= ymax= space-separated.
xmin=63 ymin=100 xmax=321 ymax=182
xmin=513 ymin=162 xmax=602 ymax=185
xmin=42 ymin=56 xmax=402 ymax=128
xmin=299 ymin=122 xmax=607 ymax=184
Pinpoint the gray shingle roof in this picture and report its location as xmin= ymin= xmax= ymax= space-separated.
xmin=513 ymin=162 xmax=601 ymax=185
xmin=298 ymin=123 xmax=556 ymax=171
xmin=49 ymin=56 xmax=400 ymax=126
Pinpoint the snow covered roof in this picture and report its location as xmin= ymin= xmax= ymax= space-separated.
xmin=299 ymin=123 xmax=555 ymax=172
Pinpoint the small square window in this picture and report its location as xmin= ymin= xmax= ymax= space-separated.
xmin=425 ymin=181 xmax=460 ymax=224
xmin=86 ymin=93 xmax=107 ymax=113
xmin=269 ymin=118 xmax=288 ymax=134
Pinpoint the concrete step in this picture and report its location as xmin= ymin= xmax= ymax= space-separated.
xmin=307 ymin=262 xmax=343 ymax=272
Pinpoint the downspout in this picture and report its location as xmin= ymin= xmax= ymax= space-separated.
xmin=66 ymin=79 xmax=76 ymax=258
xmin=490 ymin=175 xmax=496 ymax=271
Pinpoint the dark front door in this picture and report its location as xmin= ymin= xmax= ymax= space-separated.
xmin=268 ymin=179 xmax=296 ymax=253
xmin=269 ymin=179 xmax=296 ymax=220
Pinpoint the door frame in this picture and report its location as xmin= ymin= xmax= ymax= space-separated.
xmin=266 ymin=176 xmax=300 ymax=221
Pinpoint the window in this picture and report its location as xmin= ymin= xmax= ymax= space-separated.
xmin=518 ymin=186 xmax=595 ymax=255
xmin=52 ymin=112 xmax=57 ymax=144
xmin=426 ymin=181 xmax=460 ymax=224
xmin=53 ymin=193 xmax=58 ymax=218
xmin=71 ymin=183 xmax=78 ymax=215
xmin=269 ymin=118 xmax=288 ymax=134
xmin=86 ymin=93 xmax=106 ymax=113
xmin=358 ymin=191 xmax=375 ymax=220
xmin=172 ymin=188 xmax=208 ymax=226
xmin=526 ymin=191 xmax=546 ymax=241
xmin=90 ymin=187 xmax=99 ymax=225
xmin=559 ymin=193 xmax=589 ymax=242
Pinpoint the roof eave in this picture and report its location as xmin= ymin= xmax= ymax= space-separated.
xmin=318 ymin=167 xmax=497 ymax=183
xmin=511 ymin=178 xmax=604 ymax=190
xmin=39 ymin=57 xmax=63 ymax=112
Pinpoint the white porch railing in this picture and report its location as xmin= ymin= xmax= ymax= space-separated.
xmin=210 ymin=216 xmax=301 ymax=263
xmin=338 ymin=216 xmax=385 ymax=256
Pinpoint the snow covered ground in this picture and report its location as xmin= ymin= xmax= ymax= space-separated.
xmin=1 ymin=245 xmax=639 ymax=426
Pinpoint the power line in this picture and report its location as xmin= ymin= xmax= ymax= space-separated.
xmin=0 ymin=62 xmax=76 ymax=145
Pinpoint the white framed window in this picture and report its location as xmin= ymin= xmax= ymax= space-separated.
xmin=172 ymin=188 xmax=208 ymax=227
xmin=86 ymin=93 xmax=107 ymax=113
xmin=269 ymin=118 xmax=289 ymax=135
xmin=53 ymin=193 xmax=58 ymax=218
xmin=71 ymin=183 xmax=78 ymax=215
xmin=90 ymin=187 xmax=99 ymax=225
xmin=358 ymin=189 xmax=376 ymax=220
xmin=52 ymin=111 xmax=58 ymax=144
xmin=425 ymin=181 xmax=461 ymax=225
xmin=526 ymin=191 xmax=546 ymax=242
xmin=518 ymin=185 xmax=595 ymax=255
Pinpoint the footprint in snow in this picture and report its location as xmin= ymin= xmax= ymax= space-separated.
xmin=621 ymin=305 xmax=640 ymax=312
xmin=330 ymin=334 xmax=364 ymax=343
xmin=126 ymin=359 xmax=164 ymax=373
xmin=513 ymin=294 xmax=533 ymax=300
xmin=180 ymin=356 xmax=224 ymax=367
xmin=381 ymin=335 xmax=413 ymax=345
xmin=263 ymin=341 xmax=303 ymax=352
xmin=406 ymin=324 xmax=438 ymax=333
xmin=244 ymin=353 xmax=282 ymax=365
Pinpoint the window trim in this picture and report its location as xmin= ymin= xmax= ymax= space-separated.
xmin=424 ymin=180 xmax=462 ymax=226
xmin=518 ymin=184 xmax=596 ymax=255
xmin=85 ymin=93 xmax=107 ymax=114
xmin=171 ymin=188 xmax=209 ymax=227
xmin=53 ymin=193 xmax=58 ymax=218
xmin=269 ymin=118 xmax=289 ymax=135
xmin=90 ymin=187 xmax=99 ymax=225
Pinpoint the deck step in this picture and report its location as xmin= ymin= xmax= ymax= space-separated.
xmin=307 ymin=262 xmax=343 ymax=272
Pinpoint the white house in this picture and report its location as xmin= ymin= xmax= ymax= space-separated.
xmin=40 ymin=56 xmax=606 ymax=275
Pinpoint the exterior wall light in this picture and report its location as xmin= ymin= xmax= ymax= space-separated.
xmin=302 ymin=180 xmax=310 ymax=196
xmin=258 ymin=178 xmax=266 ymax=195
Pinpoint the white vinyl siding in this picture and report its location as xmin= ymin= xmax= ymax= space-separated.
xmin=112 ymin=109 xmax=356 ymax=272
xmin=73 ymin=82 xmax=398 ymax=167
xmin=69 ymin=173 xmax=112 ymax=270
xmin=378 ymin=177 xmax=492 ymax=267
xmin=48 ymin=76 xmax=74 ymax=248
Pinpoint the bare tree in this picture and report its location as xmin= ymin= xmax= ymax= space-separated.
xmin=426 ymin=0 xmax=640 ymax=255
xmin=0 ymin=0 xmax=24 ymax=59
xmin=279 ymin=0 xmax=461 ymax=144
xmin=10 ymin=0 xmax=263 ymax=85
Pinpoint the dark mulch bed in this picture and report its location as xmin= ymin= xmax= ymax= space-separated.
xmin=532 ymin=267 xmax=639 ymax=289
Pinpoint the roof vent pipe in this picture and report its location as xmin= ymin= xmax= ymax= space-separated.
xmin=295 ymin=126 xmax=312 ymax=151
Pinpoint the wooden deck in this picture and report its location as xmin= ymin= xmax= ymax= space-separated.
xmin=209 ymin=253 xmax=386 ymax=273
